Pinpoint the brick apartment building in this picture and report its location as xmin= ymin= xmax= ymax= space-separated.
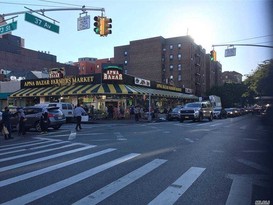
xmin=76 ymin=57 xmax=114 ymax=75
xmin=114 ymin=35 xmax=217 ymax=96
xmin=222 ymin=71 xmax=243 ymax=84
xmin=0 ymin=34 xmax=78 ymax=79
xmin=205 ymin=55 xmax=223 ymax=91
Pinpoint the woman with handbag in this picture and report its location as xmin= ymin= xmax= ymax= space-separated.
xmin=18 ymin=108 xmax=26 ymax=136
xmin=2 ymin=107 xmax=13 ymax=140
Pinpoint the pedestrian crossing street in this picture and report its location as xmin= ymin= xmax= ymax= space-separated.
xmin=0 ymin=136 xmax=259 ymax=205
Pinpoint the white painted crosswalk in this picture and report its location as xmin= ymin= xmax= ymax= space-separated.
xmin=0 ymin=137 xmax=251 ymax=204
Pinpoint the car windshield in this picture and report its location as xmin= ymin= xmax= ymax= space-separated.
xmin=185 ymin=103 xmax=201 ymax=108
xmin=172 ymin=107 xmax=180 ymax=112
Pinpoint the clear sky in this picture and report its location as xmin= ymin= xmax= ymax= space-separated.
xmin=1 ymin=0 xmax=272 ymax=79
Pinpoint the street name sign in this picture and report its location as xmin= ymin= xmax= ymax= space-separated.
xmin=225 ymin=47 xmax=236 ymax=57
xmin=0 ymin=21 xmax=17 ymax=35
xmin=77 ymin=15 xmax=90 ymax=31
xmin=25 ymin=12 xmax=59 ymax=34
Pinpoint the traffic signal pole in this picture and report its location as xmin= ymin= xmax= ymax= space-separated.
xmin=1 ymin=6 xmax=105 ymax=19
xmin=212 ymin=43 xmax=273 ymax=49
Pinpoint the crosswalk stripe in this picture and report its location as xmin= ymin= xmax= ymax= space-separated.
xmin=1 ymin=153 xmax=140 ymax=205
xmin=0 ymin=148 xmax=116 ymax=188
xmin=148 ymin=167 xmax=206 ymax=205
xmin=0 ymin=143 xmax=76 ymax=163
xmin=0 ymin=145 xmax=96 ymax=172
xmin=0 ymin=141 xmax=69 ymax=156
xmin=0 ymin=140 xmax=51 ymax=152
xmin=73 ymin=158 xmax=167 ymax=205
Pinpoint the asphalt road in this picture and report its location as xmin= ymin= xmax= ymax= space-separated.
xmin=0 ymin=114 xmax=272 ymax=205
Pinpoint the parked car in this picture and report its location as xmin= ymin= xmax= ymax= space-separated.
xmin=225 ymin=108 xmax=240 ymax=117
xmin=167 ymin=106 xmax=183 ymax=121
xmin=213 ymin=107 xmax=227 ymax=119
xmin=260 ymin=104 xmax=273 ymax=125
xmin=10 ymin=105 xmax=66 ymax=132
xmin=35 ymin=102 xmax=74 ymax=122
xmin=179 ymin=101 xmax=213 ymax=122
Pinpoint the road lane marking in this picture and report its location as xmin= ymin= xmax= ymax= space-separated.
xmin=1 ymin=153 xmax=140 ymax=205
xmin=74 ymin=159 xmax=167 ymax=205
xmin=0 ymin=145 xmax=96 ymax=172
xmin=0 ymin=141 xmax=68 ymax=156
xmin=184 ymin=138 xmax=194 ymax=143
xmin=0 ymin=144 xmax=77 ymax=163
xmin=237 ymin=159 xmax=271 ymax=174
xmin=0 ymin=140 xmax=52 ymax=152
xmin=114 ymin=132 xmax=127 ymax=141
xmin=0 ymin=148 xmax=116 ymax=188
xmin=148 ymin=167 xmax=206 ymax=205
xmin=226 ymin=175 xmax=252 ymax=205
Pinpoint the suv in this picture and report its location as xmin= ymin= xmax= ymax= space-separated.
xmin=179 ymin=101 xmax=213 ymax=122
xmin=36 ymin=102 xmax=74 ymax=122
xmin=11 ymin=106 xmax=66 ymax=131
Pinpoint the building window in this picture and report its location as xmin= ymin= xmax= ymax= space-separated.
xmin=124 ymin=51 xmax=128 ymax=56
xmin=169 ymin=54 xmax=173 ymax=60
xmin=124 ymin=60 xmax=128 ymax=65
xmin=169 ymin=45 xmax=173 ymax=50
xmin=178 ymin=64 xmax=182 ymax=71
xmin=169 ymin=65 xmax=174 ymax=70
xmin=162 ymin=48 xmax=166 ymax=52
xmin=178 ymin=75 xmax=182 ymax=81
xmin=178 ymin=43 xmax=181 ymax=49
xmin=178 ymin=54 xmax=182 ymax=60
xmin=162 ymin=57 xmax=165 ymax=62
xmin=124 ymin=69 xmax=128 ymax=74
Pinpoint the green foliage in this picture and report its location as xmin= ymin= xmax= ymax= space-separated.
xmin=243 ymin=59 xmax=273 ymax=97
xmin=207 ymin=83 xmax=246 ymax=107
xmin=207 ymin=59 xmax=273 ymax=107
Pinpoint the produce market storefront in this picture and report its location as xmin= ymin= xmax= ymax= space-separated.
xmin=9 ymin=65 xmax=197 ymax=117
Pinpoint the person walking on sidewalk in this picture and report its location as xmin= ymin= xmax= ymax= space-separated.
xmin=74 ymin=104 xmax=86 ymax=131
xmin=2 ymin=107 xmax=13 ymax=140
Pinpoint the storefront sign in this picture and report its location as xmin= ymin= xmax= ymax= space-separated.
xmin=134 ymin=77 xmax=150 ymax=87
xmin=156 ymin=83 xmax=182 ymax=92
xmin=185 ymin=88 xmax=193 ymax=94
xmin=22 ymin=75 xmax=94 ymax=88
xmin=102 ymin=64 xmax=123 ymax=81
xmin=49 ymin=67 xmax=65 ymax=78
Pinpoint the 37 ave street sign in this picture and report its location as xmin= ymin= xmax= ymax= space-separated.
xmin=0 ymin=21 xmax=17 ymax=35
xmin=25 ymin=12 xmax=59 ymax=33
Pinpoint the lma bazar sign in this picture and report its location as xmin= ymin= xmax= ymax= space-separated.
xmin=102 ymin=64 xmax=123 ymax=81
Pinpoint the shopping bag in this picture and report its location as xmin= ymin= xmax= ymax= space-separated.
xmin=2 ymin=126 xmax=9 ymax=135
xmin=81 ymin=115 xmax=89 ymax=122
xmin=68 ymin=131 xmax=77 ymax=140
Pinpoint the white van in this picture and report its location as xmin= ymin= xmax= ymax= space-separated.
xmin=35 ymin=102 xmax=74 ymax=122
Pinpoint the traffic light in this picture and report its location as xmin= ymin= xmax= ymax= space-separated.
xmin=93 ymin=16 xmax=101 ymax=35
xmin=103 ymin=17 xmax=112 ymax=36
xmin=99 ymin=17 xmax=112 ymax=36
xmin=210 ymin=50 xmax=217 ymax=61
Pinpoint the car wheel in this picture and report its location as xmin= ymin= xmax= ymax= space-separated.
xmin=35 ymin=121 xmax=42 ymax=132
xmin=179 ymin=118 xmax=184 ymax=123
xmin=53 ymin=125 xmax=61 ymax=130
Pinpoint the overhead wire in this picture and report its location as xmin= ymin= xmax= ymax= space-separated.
xmin=224 ymin=35 xmax=273 ymax=44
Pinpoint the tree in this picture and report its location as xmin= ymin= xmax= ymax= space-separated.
xmin=243 ymin=59 xmax=273 ymax=98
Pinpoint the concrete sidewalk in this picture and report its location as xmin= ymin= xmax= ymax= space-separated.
xmin=83 ymin=114 xmax=168 ymax=124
